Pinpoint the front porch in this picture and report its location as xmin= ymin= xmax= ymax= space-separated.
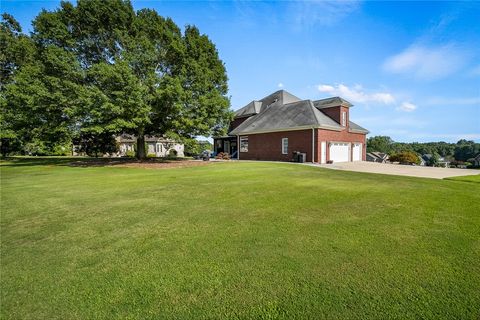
xmin=213 ymin=136 xmax=238 ymax=159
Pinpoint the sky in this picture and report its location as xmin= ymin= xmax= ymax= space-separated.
xmin=2 ymin=0 xmax=480 ymax=143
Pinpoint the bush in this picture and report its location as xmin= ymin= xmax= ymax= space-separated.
xmin=389 ymin=151 xmax=420 ymax=165
xmin=147 ymin=153 xmax=156 ymax=158
xmin=168 ymin=149 xmax=178 ymax=157
xmin=125 ymin=150 xmax=135 ymax=158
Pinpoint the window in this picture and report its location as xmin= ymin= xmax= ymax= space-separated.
xmin=342 ymin=111 xmax=346 ymax=126
xmin=282 ymin=138 xmax=288 ymax=154
xmin=240 ymin=136 xmax=249 ymax=152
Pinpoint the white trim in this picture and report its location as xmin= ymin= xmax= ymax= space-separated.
xmin=311 ymin=128 xmax=315 ymax=163
xmin=321 ymin=141 xmax=326 ymax=164
xmin=237 ymin=135 xmax=240 ymax=160
xmin=282 ymin=138 xmax=288 ymax=154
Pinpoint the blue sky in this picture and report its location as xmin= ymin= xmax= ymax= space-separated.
xmin=2 ymin=0 xmax=480 ymax=142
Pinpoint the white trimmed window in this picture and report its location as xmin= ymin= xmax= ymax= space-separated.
xmin=240 ymin=136 xmax=249 ymax=152
xmin=342 ymin=111 xmax=346 ymax=126
xmin=282 ymin=138 xmax=288 ymax=154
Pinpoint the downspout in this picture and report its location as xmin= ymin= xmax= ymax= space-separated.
xmin=311 ymin=128 xmax=315 ymax=163
xmin=237 ymin=135 xmax=240 ymax=160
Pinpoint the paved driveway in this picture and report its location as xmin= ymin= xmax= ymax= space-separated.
xmin=315 ymin=161 xmax=480 ymax=179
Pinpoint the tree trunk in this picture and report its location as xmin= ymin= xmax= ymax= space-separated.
xmin=136 ymin=133 xmax=146 ymax=160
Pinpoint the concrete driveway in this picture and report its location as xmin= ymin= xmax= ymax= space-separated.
xmin=315 ymin=161 xmax=480 ymax=179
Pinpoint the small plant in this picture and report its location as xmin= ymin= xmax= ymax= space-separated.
xmin=147 ymin=153 xmax=156 ymax=158
xmin=125 ymin=150 xmax=135 ymax=158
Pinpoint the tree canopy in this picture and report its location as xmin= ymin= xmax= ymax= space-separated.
xmin=1 ymin=0 xmax=232 ymax=158
xmin=366 ymin=135 xmax=479 ymax=162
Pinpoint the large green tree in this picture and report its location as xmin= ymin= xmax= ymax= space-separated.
xmin=2 ymin=0 xmax=231 ymax=158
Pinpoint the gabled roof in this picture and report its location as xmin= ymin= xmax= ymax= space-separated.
xmin=349 ymin=121 xmax=369 ymax=134
xmin=234 ymin=90 xmax=302 ymax=118
xmin=229 ymin=90 xmax=368 ymax=135
xmin=230 ymin=100 xmax=342 ymax=135
xmin=313 ymin=97 xmax=352 ymax=109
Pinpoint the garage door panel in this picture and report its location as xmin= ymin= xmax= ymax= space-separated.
xmin=330 ymin=143 xmax=349 ymax=162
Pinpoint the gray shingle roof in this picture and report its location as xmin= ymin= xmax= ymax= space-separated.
xmin=349 ymin=121 xmax=369 ymax=134
xmin=313 ymin=97 xmax=352 ymax=109
xmin=229 ymin=90 xmax=368 ymax=135
xmin=234 ymin=90 xmax=302 ymax=118
xmin=230 ymin=100 xmax=342 ymax=135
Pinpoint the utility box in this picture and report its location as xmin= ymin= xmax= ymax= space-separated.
xmin=298 ymin=153 xmax=306 ymax=163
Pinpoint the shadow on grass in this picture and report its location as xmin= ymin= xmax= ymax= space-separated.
xmin=0 ymin=156 xmax=189 ymax=168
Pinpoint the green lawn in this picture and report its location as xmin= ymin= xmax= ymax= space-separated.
xmin=1 ymin=158 xmax=479 ymax=319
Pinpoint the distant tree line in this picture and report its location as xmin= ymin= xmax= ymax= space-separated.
xmin=1 ymin=0 xmax=232 ymax=158
xmin=367 ymin=136 xmax=480 ymax=162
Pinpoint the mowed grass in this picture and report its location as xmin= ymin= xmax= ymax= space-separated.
xmin=1 ymin=159 xmax=479 ymax=319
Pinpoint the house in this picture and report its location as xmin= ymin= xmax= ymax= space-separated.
xmin=366 ymin=152 xmax=389 ymax=163
xmin=214 ymin=90 xmax=369 ymax=163
xmin=116 ymin=134 xmax=184 ymax=157
xmin=421 ymin=154 xmax=450 ymax=167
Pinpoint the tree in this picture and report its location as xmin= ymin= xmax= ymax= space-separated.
xmin=73 ymin=132 xmax=117 ymax=157
xmin=2 ymin=1 xmax=232 ymax=158
xmin=454 ymin=140 xmax=480 ymax=162
xmin=1 ymin=13 xmax=37 ymax=155
xmin=427 ymin=152 xmax=440 ymax=167
xmin=389 ymin=151 xmax=421 ymax=165
xmin=366 ymin=136 xmax=393 ymax=153
xmin=184 ymin=139 xmax=213 ymax=156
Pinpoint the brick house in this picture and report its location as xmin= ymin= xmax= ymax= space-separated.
xmin=213 ymin=90 xmax=369 ymax=163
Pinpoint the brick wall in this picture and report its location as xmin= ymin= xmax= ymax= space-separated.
xmin=239 ymin=129 xmax=315 ymax=162
xmin=316 ymin=128 xmax=366 ymax=162
xmin=320 ymin=106 xmax=349 ymax=128
xmin=237 ymin=127 xmax=366 ymax=163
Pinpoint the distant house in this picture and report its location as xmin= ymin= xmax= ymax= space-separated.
xmin=116 ymin=134 xmax=184 ymax=157
xmin=214 ymin=90 xmax=369 ymax=163
xmin=366 ymin=152 xmax=389 ymax=163
xmin=421 ymin=154 xmax=450 ymax=168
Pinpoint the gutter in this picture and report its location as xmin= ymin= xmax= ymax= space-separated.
xmin=312 ymin=128 xmax=315 ymax=163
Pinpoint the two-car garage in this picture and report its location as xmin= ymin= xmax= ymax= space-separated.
xmin=328 ymin=142 xmax=362 ymax=163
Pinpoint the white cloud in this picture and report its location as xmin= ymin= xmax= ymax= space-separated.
xmin=291 ymin=0 xmax=361 ymax=28
xmin=317 ymin=83 xmax=395 ymax=104
xmin=277 ymin=83 xmax=284 ymax=88
xmin=397 ymin=102 xmax=417 ymax=112
xmin=383 ymin=44 xmax=467 ymax=80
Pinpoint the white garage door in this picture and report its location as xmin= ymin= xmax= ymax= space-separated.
xmin=330 ymin=142 xmax=350 ymax=163
xmin=353 ymin=143 xmax=362 ymax=161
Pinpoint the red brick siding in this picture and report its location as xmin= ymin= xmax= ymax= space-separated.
xmin=316 ymin=128 xmax=366 ymax=162
xmin=238 ymin=127 xmax=366 ymax=163
xmin=239 ymin=129 xmax=315 ymax=162
xmin=320 ymin=106 xmax=349 ymax=129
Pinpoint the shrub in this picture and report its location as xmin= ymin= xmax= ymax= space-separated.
xmin=389 ymin=151 xmax=420 ymax=165
xmin=125 ymin=150 xmax=135 ymax=158
xmin=168 ymin=149 xmax=178 ymax=157
xmin=147 ymin=153 xmax=156 ymax=158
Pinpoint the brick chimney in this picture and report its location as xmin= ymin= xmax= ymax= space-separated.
xmin=321 ymin=105 xmax=349 ymax=128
